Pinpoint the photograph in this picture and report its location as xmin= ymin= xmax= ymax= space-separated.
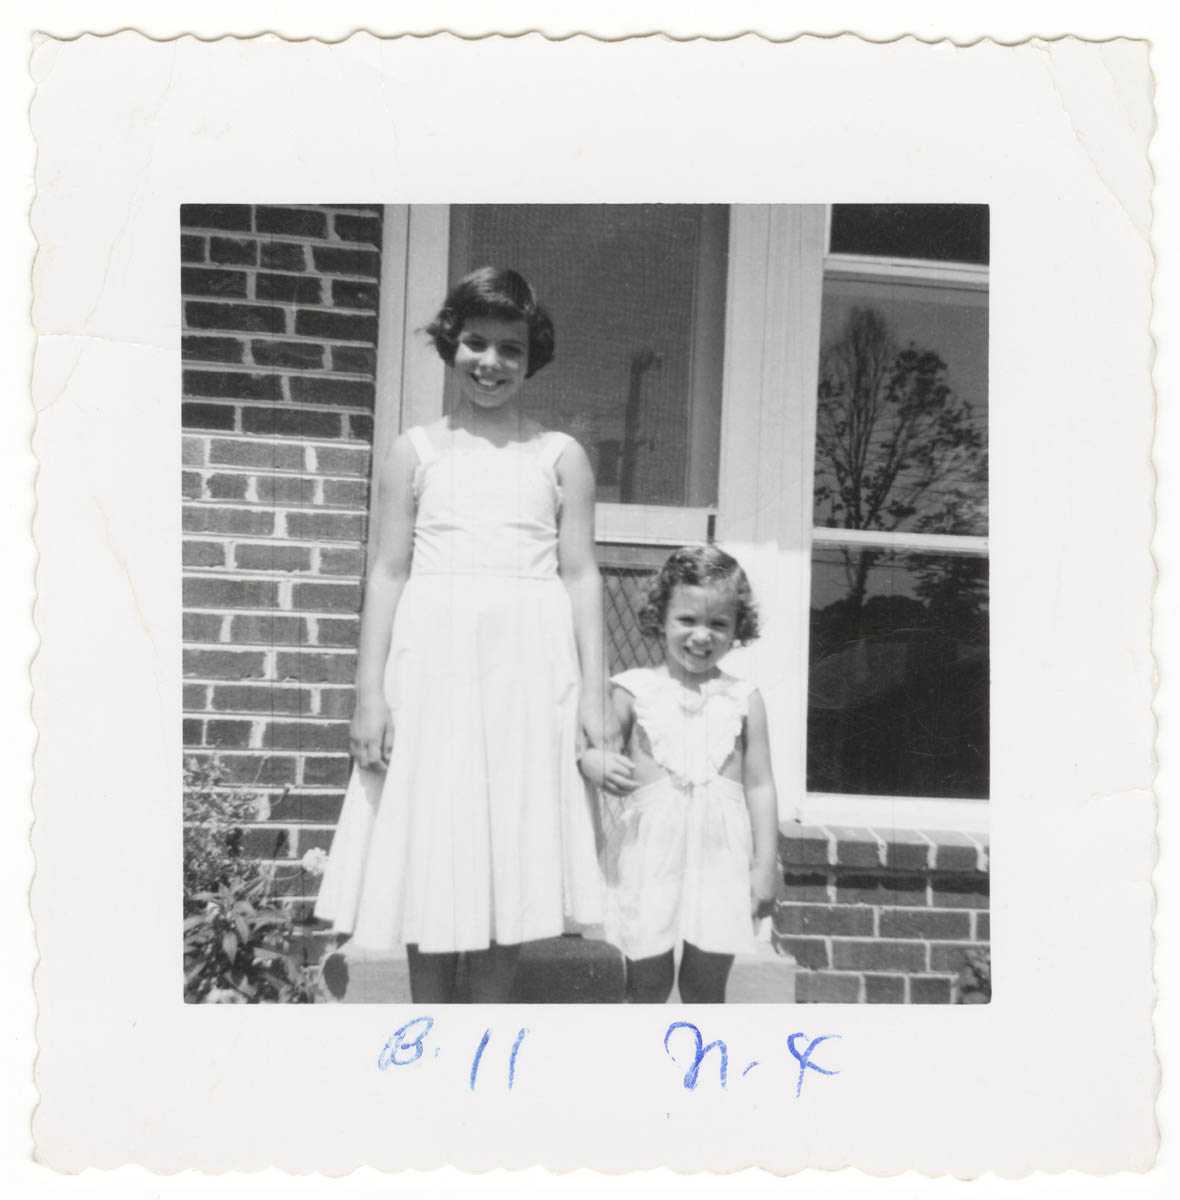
xmin=180 ymin=202 xmax=990 ymax=1007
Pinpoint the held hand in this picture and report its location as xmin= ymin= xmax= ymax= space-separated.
xmin=749 ymin=858 xmax=779 ymax=919
xmin=578 ymin=748 xmax=637 ymax=796
xmin=350 ymin=696 xmax=394 ymax=771
xmin=580 ymin=691 xmax=623 ymax=753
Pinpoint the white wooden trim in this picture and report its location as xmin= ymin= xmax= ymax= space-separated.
xmin=594 ymin=504 xmax=714 ymax=546
xmin=400 ymin=206 xmax=451 ymax=430
xmin=811 ymin=527 xmax=989 ymax=556
xmin=797 ymin=792 xmax=989 ymax=834
xmin=823 ymin=253 xmax=989 ymax=291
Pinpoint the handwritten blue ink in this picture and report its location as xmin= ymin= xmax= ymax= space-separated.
xmin=742 ymin=1061 xmax=759 ymax=1077
xmin=508 ymin=1027 xmax=529 ymax=1090
xmin=787 ymin=1032 xmax=841 ymax=1098
xmin=469 ymin=1027 xmax=492 ymax=1091
xmin=377 ymin=1016 xmax=434 ymax=1070
xmin=664 ymin=1021 xmax=728 ymax=1090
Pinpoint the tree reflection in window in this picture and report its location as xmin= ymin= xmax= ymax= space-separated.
xmin=808 ymin=307 xmax=989 ymax=799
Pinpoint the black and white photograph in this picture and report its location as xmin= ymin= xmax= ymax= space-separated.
xmin=180 ymin=202 xmax=990 ymax=1007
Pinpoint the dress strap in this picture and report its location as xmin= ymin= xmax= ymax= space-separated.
xmin=406 ymin=426 xmax=437 ymax=465
xmin=538 ymin=431 xmax=574 ymax=471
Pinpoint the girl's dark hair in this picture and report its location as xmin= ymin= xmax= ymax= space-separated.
xmin=638 ymin=545 xmax=761 ymax=645
xmin=424 ymin=266 xmax=555 ymax=378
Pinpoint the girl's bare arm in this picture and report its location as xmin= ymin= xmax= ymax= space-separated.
xmin=556 ymin=440 xmax=621 ymax=750
xmin=743 ymin=689 xmax=781 ymax=911
xmin=578 ymin=686 xmax=636 ymax=794
xmin=350 ymin=434 xmax=416 ymax=768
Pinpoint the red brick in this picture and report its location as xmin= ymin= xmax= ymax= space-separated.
xmin=187 ymin=300 xmax=287 ymax=335
xmin=322 ymin=479 xmax=369 ymax=508
xmin=909 ymin=976 xmax=954 ymax=1004
xmin=974 ymin=911 xmax=990 ymax=941
xmin=181 ymin=234 xmax=206 ymax=262
xmin=312 ymin=445 xmax=369 ymax=477
xmin=319 ymin=688 xmax=355 ymax=718
xmin=835 ymin=873 xmax=927 ymax=907
xmin=181 ymin=204 xmax=251 ymax=231
xmin=182 ymin=266 xmax=248 ymax=299
xmin=932 ymin=831 xmax=983 ymax=871
xmin=182 ymin=717 xmax=203 ymax=746
xmin=929 ymin=942 xmax=982 ymax=973
xmin=255 ymin=273 xmax=323 ymax=304
xmin=775 ymin=903 xmax=874 ymax=937
xmin=259 ymin=241 xmax=308 ymax=271
xmin=295 ymin=309 xmax=377 ymax=342
xmin=795 ymin=972 xmax=861 ymax=1004
xmin=294 ymin=826 xmax=337 ymax=854
xmin=302 ymin=755 xmax=352 ymax=787
xmin=272 ymin=866 xmax=323 ymax=898
xmin=249 ymin=474 xmax=314 ymax=506
xmin=311 ymin=245 xmax=379 ymax=277
xmin=183 ymin=613 xmax=224 ymax=642
xmin=181 ymin=470 xmax=203 ymax=500
xmin=183 ymin=369 xmax=283 ymax=402
xmin=864 ymin=974 xmax=905 ymax=1004
xmin=830 ymin=826 xmax=882 ymax=868
xmin=782 ymin=871 xmax=831 ymax=903
xmin=267 ymin=790 xmax=345 ymax=824
xmin=320 ymin=547 xmax=365 ymax=577
xmin=931 ymin=875 xmax=990 ymax=909
xmin=879 ymin=909 xmax=971 ymax=940
xmin=183 ymin=648 xmax=267 ymax=680
xmin=275 ymin=650 xmax=355 ymax=683
xmin=183 ymin=683 xmax=209 ymax=710
xmin=235 ymin=543 xmax=313 ymax=572
xmin=182 ymin=436 xmax=207 ymax=467
xmin=316 ymin=617 xmax=360 ymax=647
xmin=261 ymin=721 xmax=350 ymax=751
xmin=185 ymin=752 xmax=294 ymax=787
xmin=773 ymin=935 xmax=829 ymax=968
xmin=204 ymin=719 xmax=254 ymax=749
xmin=331 ymin=345 xmax=377 ymax=375
xmin=183 ymin=335 xmax=245 ymax=364
xmin=250 ymin=340 xmax=325 ymax=370
xmin=289 ymin=376 xmax=374 ymax=409
xmin=831 ymin=940 xmax=926 ymax=972
xmin=292 ymin=581 xmax=362 ymax=613
xmin=347 ymin=414 xmax=373 ymax=441
xmin=240 ymin=405 xmax=343 ymax=440
xmin=332 ymin=213 xmax=382 ymax=246
xmin=256 ymin=206 xmax=328 ymax=238
xmin=182 ymin=401 xmax=236 ymax=432
xmin=779 ymin=824 xmax=831 ymax=867
xmin=286 ymin=511 xmax=365 ymax=542
xmin=182 ymin=540 xmax=226 ymax=568
xmin=209 ymin=438 xmax=305 ymax=471
xmin=211 ymin=683 xmax=310 ymax=714
xmin=183 ymin=577 xmax=279 ymax=610
xmin=205 ymin=472 xmax=249 ymax=500
xmin=241 ymin=826 xmax=291 ymax=859
xmin=209 ymin=236 xmax=258 ymax=265
xmin=881 ymin=829 xmax=933 ymax=870
xmin=331 ymin=279 xmax=379 ymax=309
xmin=230 ymin=614 xmax=308 ymax=645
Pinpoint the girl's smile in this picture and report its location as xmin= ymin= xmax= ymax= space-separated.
xmin=662 ymin=583 xmax=739 ymax=682
xmin=452 ymin=316 xmax=529 ymax=409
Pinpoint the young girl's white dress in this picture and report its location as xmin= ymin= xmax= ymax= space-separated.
xmin=601 ymin=669 xmax=757 ymax=961
xmin=314 ymin=426 xmax=603 ymax=953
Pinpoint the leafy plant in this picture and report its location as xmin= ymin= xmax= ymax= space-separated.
xmin=954 ymin=946 xmax=991 ymax=1004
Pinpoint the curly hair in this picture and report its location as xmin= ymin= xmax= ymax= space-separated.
xmin=637 ymin=544 xmax=761 ymax=646
xmin=424 ymin=266 xmax=555 ymax=378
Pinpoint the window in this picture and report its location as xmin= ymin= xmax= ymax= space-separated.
xmin=806 ymin=205 xmax=989 ymax=800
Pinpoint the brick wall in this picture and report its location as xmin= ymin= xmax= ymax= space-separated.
xmin=181 ymin=203 xmax=382 ymax=907
xmin=773 ymin=824 xmax=990 ymax=1003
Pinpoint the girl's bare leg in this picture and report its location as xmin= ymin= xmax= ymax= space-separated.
xmin=466 ymin=942 xmax=522 ymax=1002
xmin=406 ymin=944 xmax=461 ymax=1003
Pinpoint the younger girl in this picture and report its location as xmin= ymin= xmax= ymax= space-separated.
xmin=315 ymin=267 xmax=612 ymax=1002
xmin=580 ymin=545 xmax=779 ymax=1003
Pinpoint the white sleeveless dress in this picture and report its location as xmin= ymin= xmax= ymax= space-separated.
xmin=601 ymin=669 xmax=757 ymax=960
xmin=314 ymin=427 xmax=604 ymax=953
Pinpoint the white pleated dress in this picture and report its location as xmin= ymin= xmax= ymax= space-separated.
xmin=314 ymin=427 xmax=604 ymax=953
